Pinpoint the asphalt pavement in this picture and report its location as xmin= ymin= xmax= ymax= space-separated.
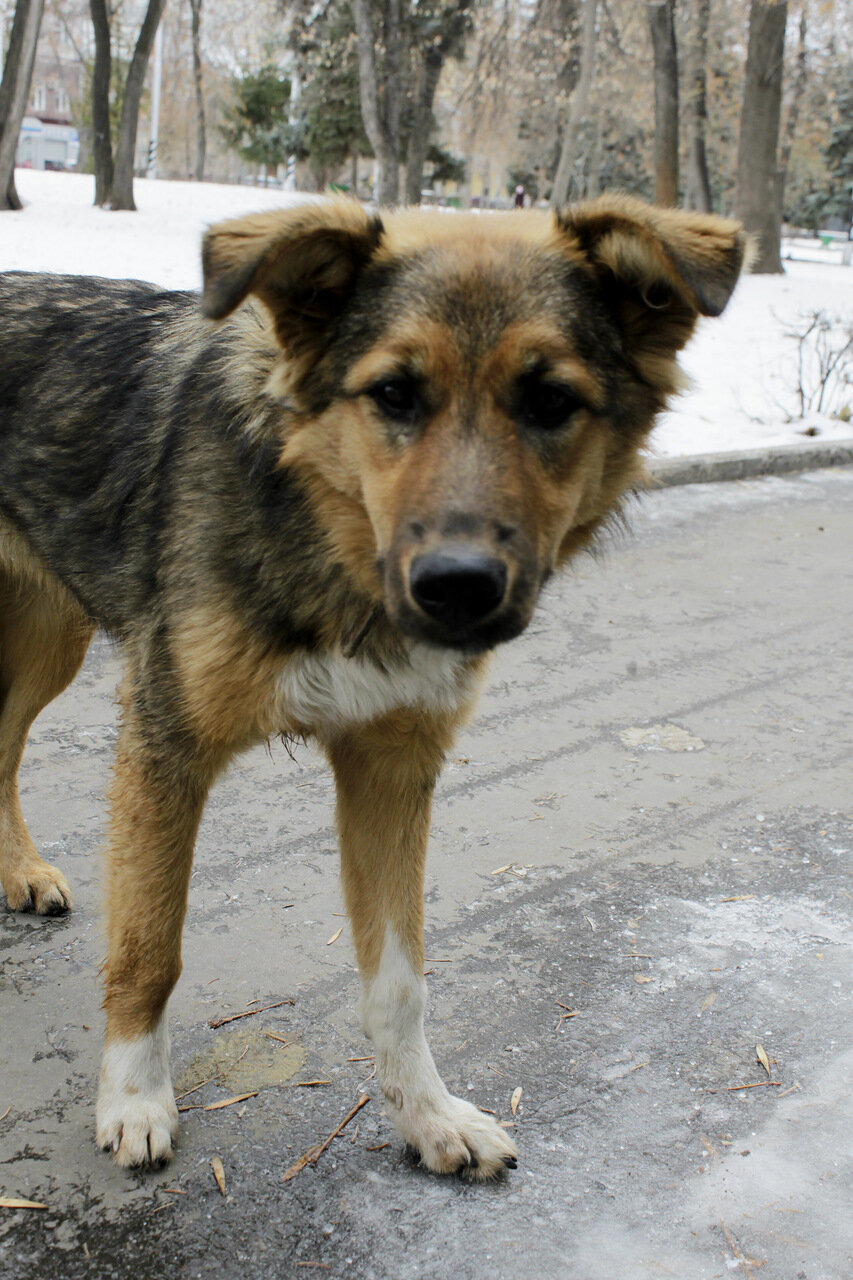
xmin=1 ymin=464 xmax=851 ymax=1280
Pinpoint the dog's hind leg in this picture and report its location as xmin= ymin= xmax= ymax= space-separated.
xmin=95 ymin=675 xmax=219 ymax=1168
xmin=328 ymin=710 xmax=519 ymax=1180
xmin=0 ymin=576 xmax=94 ymax=914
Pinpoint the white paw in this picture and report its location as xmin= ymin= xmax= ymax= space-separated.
xmin=96 ymin=1019 xmax=178 ymax=1168
xmin=96 ymin=1093 xmax=178 ymax=1168
xmin=387 ymin=1088 xmax=518 ymax=1180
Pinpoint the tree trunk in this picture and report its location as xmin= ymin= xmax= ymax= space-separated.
xmin=109 ymin=0 xmax=167 ymax=210
xmin=404 ymin=0 xmax=472 ymax=207
xmin=684 ymin=0 xmax=712 ymax=211
xmin=585 ymin=105 xmax=604 ymax=199
xmin=189 ymin=0 xmax=206 ymax=181
xmin=353 ymin=0 xmax=399 ymax=205
xmin=647 ymin=0 xmax=679 ymax=207
xmin=383 ymin=0 xmax=402 ymax=200
xmin=550 ymin=0 xmax=598 ymax=208
xmin=405 ymin=49 xmax=443 ymax=207
xmin=735 ymin=0 xmax=788 ymax=273
xmin=89 ymin=0 xmax=112 ymax=206
xmin=777 ymin=7 xmax=806 ymax=223
xmin=0 ymin=0 xmax=45 ymax=211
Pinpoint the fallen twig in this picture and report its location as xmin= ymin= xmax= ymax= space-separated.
xmin=282 ymin=1094 xmax=370 ymax=1183
xmin=208 ymin=998 xmax=294 ymax=1029
xmin=554 ymin=1001 xmax=580 ymax=1030
xmin=205 ymin=1091 xmax=259 ymax=1111
xmin=720 ymin=1218 xmax=765 ymax=1270
xmin=703 ymin=1081 xmax=783 ymax=1094
xmin=175 ymin=1076 xmax=217 ymax=1102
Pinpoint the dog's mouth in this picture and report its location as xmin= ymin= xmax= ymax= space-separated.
xmin=382 ymin=541 xmax=538 ymax=654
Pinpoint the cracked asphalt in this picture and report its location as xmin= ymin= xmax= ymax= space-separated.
xmin=1 ymin=467 xmax=851 ymax=1279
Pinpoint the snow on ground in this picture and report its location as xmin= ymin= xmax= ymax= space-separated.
xmin=3 ymin=168 xmax=852 ymax=459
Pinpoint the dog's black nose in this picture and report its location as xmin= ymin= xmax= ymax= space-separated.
xmin=409 ymin=548 xmax=508 ymax=633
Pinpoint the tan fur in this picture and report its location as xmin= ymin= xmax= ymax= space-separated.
xmin=171 ymin=604 xmax=287 ymax=751
xmin=103 ymin=685 xmax=215 ymax=1041
xmin=326 ymin=704 xmax=473 ymax=975
xmin=0 ymin=545 xmax=94 ymax=913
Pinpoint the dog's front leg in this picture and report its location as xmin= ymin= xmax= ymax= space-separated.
xmin=95 ymin=688 xmax=216 ymax=1168
xmin=327 ymin=711 xmax=518 ymax=1180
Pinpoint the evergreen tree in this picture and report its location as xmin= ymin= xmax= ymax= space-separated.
xmin=298 ymin=0 xmax=369 ymax=184
xmin=220 ymin=64 xmax=300 ymax=180
xmin=824 ymin=68 xmax=853 ymax=225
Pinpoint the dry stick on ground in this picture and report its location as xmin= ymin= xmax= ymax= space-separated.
xmin=703 ymin=1081 xmax=783 ymax=1094
xmin=205 ymin=1092 xmax=259 ymax=1111
xmin=282 ymin=1095 xmax=370 ymax=1183
xmin=208 ymin=998 xmax=294 ymax=1029
xmin=175 ymin=1076 xmax=218 ymax=1102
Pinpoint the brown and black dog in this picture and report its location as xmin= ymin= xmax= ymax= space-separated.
xmin=0 ymin=196 xmax=745 ymax=1179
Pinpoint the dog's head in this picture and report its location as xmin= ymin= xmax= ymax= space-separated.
xmin=202 ymin=197 xmax=745 ymax=654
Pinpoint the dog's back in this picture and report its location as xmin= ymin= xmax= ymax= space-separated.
xmin=0 ymin=274 xmax=203 ymax=631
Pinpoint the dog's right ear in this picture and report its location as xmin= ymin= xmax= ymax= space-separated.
xmin=202 ymin=200 xmax=383 ymax=354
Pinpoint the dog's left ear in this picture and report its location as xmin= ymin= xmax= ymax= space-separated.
xmin=202 ymin=199 xmax=383 ymax=353
xmin=557 ymin=195 xmax=747 ymax=360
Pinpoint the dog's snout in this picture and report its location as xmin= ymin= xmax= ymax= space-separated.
xmin=409 ymin=547 xmax=508 ymax=632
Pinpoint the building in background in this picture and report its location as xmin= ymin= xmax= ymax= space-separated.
xmin=4 ymin=0 xmax=87 ymax=170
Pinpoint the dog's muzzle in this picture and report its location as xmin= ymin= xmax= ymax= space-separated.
xmin=409 ymin=546 xmax=508 ymax=634
xmin=382 ymin=522 xmax=538 ymax=653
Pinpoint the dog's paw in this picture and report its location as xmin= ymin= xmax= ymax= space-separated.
xmin=2 ymin=859 xmax=71 ymax=915
xmin=96 ymin=1023 xmax=178 ymax=1169
xmin=96 ymin=1094 xmax=178 ymax=1168
xmin=389 ymin=1091 xmax=518 ymax=1180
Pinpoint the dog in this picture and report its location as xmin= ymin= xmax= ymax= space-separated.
xmin=0 ymin=195 xmax=745 ymax=1179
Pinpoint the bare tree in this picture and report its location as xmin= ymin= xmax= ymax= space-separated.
xmin=647 ymin=0 xmax=679 ymax=206
xmin=353 ymin=0 xmax=402 ymax=205
xmin=405 ymin=0 xmax=473 ymax=206
xmin=777 ymin=5 xmax=806 ymax=222
xmin=684 ymin=0 xmax=712 ymax=211
xmin=89 ymin=0 xmax=167 ymax=209
xmin=735 ymin=0 xmax=788 ymax=273
xmin=549 ymin=0 xmax=598 ymax=208
xmin=0 ymin=0 xmax=45 ymax=211
xmin=189 ymin=0 xmax=206 ymax=181
xmin=109 ymin=0 xmax=168 ymax=209
xmin=89 ymin=0 xmax=112 ymax=206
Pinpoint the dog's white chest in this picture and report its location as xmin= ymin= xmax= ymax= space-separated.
xmin=274 ymin=643 xmax=473 ymax=736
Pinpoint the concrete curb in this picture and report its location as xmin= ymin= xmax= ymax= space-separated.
xmin=648 ymin=437 xmax=853 ymax=487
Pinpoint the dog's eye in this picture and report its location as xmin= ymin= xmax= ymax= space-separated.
xmin=517 ymin=377 xmax=585 ymax=432
xmin=369 ymin=377 xmax=422 ymax=424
